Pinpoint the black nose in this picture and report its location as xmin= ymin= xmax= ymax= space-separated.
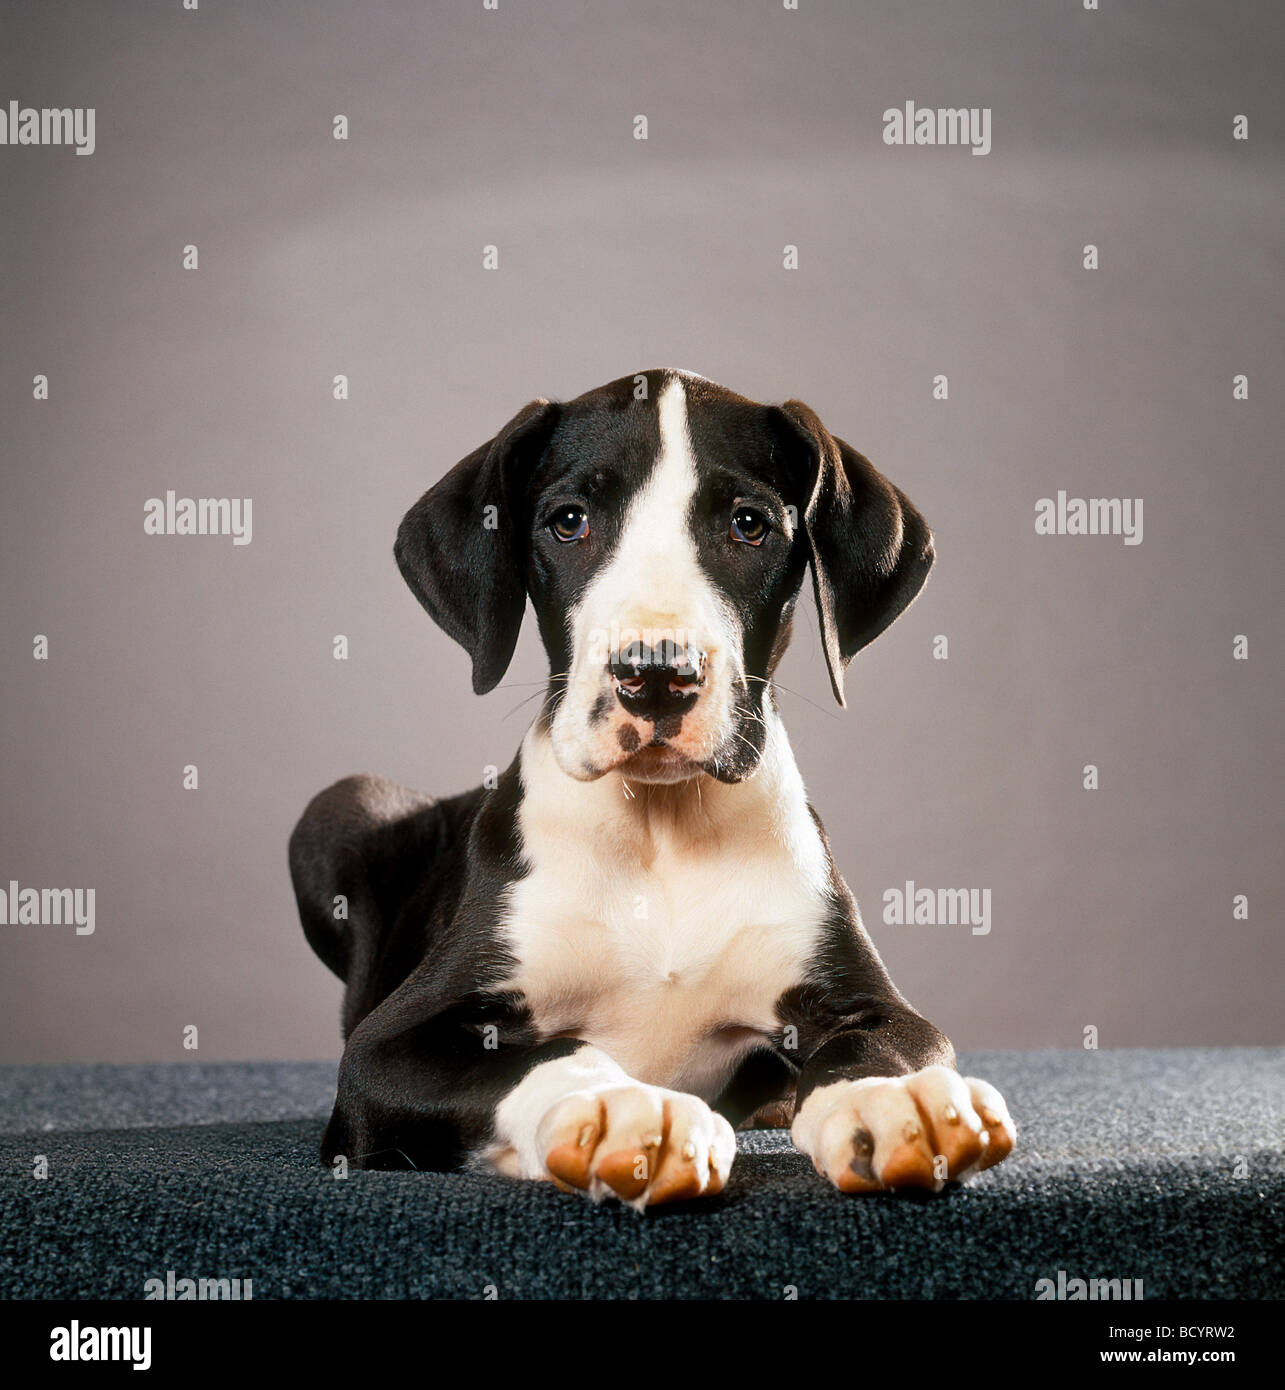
xmin=609 ymin=640 xmax=706 ymax=722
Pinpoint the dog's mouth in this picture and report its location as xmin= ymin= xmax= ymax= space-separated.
xmin=616 ymin=742 xmax=702 ymax=784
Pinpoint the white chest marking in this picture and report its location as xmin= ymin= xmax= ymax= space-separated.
xmin=499 ymin=716 xmax=830 ymax=1099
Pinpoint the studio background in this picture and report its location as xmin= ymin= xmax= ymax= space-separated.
xmin=1 ymin=0 xmax=1280 ymax=1064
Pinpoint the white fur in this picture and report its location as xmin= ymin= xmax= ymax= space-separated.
xmin=485 ymin=704 xmax=829 ymax=1172
xmin=488 ymin=1045 xmax=629 ymax=1178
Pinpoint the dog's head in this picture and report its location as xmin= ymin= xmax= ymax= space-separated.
xmin=396 ymin=370 xmax=933 ymax=784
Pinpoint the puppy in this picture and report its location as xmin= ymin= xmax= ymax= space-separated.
xmin=290 ymin=369 xmax=1015 ymax=1205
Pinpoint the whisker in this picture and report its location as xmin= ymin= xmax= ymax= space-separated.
xmin=745 ymin=674 xmax=839 ymax=721
xmin=502 ymin=689 xmax=547 ymax=721
xmin=729 ymin=730 xmax=762 ymax=759
xmin=352 ymin=1148 xmax=419 ymax=1170
xmin=493 ymin=672 xmax=571 ymax=692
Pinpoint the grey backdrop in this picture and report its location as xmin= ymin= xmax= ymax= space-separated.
xmin=2 ymin=0 xmax=1281 ymax=1064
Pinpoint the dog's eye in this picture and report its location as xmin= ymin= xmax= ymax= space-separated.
xmin=730 ymin=507 xmax=769 ymax=546
xmin=549 ymin=505 xmax=589 ymax=543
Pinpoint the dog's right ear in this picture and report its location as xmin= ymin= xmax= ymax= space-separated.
xmin=395 ymin=399 xmax=559 ymax=695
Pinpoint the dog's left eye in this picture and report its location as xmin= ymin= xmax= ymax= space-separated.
xmin=549 ymin=505 xmax=589 ymax=543
xmin=730 ymin=507 xmax=769 ymax=545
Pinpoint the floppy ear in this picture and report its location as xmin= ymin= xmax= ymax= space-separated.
xmin=768 ymin=400 xmax=934 ymax=707
xmin=395 ymin=399 xmax=559 ymax=695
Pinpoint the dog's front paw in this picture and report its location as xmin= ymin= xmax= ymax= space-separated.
xmin=536 ymin=1084 xmax=736 ymax=1208
xmin=792 ymin=1065 xmax=1015 ymax=1194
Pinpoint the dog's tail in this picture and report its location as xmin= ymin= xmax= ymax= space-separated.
xmin=289 ymin=771 xmax=441 ymax=970
xmin=289 ymin=776 xmax=378 ymax=981
xmin=290 ymin=773 xmax=480 ymax=1037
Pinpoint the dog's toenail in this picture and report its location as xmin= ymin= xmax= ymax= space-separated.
xmin=943 ymin=1105 xmax=959 ymax=1124
xmin=681 ymin=1140 xmax=697 ymax=1161
xmin=903 ymin=1122 xmax=921 ymax=1142
xmin=577 ymin=1125 xmax=594 ymax=1148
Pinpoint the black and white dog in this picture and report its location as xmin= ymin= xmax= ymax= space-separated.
xmin=290 ymin=369 xmax=1015 ymax=1206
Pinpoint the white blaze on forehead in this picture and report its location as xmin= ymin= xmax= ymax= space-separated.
xmin=610 ymin=372 xmax=700 ymax=596
xmin=567 ymin=374 xmax=738 ymax=667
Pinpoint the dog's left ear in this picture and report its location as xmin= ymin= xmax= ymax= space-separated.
xmin=395 ymin=399 xmax=559 ymax=695
xmin=768 ymin=400 xmax=934 ymax=707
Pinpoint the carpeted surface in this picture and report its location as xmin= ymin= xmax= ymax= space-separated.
xmin=0 ymin=1049 xmax=1280 ymax=1300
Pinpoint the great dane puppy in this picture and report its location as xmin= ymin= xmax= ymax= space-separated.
xmin=291 ymin=369 xmax=1016 ymax=1206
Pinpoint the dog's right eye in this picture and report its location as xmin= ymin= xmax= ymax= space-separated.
xmin=549 ymin=505 xmax=589 ymax=543
xmin=730 ymin=506 xmax=769 ymax=545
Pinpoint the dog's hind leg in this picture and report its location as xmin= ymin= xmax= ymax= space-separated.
xmin=289 ymin=773 xmax=462 ymax=1038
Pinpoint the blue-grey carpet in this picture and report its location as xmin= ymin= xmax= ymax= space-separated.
xmin=1 ymin=1049 xmax=1280 ymax=1299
